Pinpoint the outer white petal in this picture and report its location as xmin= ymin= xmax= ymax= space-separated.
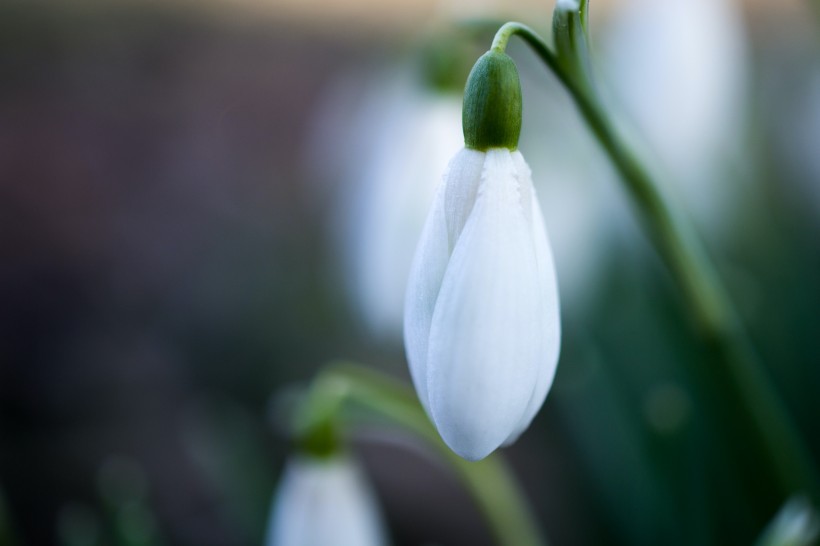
xmin=503 ymin=152 xmax=562 ymax=444
xmin=265 ymin=455 xmax=388 ymax=546
xmin=403 ymin=148 xmax=484 ymax=415
xmin=427 ymin=149 xmax=547 ymax=461
xmin=443 ymin=149 xmax=487 ymax=249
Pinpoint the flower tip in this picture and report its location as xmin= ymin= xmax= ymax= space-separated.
xmin=431 ymin=398 xmax=511 ymax=462
xmin=438 ymin=430 xmax=497 ymax=462
xmin=456 ymin=449 xmax=491 ymax=463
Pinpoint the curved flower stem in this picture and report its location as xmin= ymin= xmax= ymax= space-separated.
xmin=295 ymin=362 xmax=547 ymax=546
xmin=491 ymin=22 xmax=820 ymax=500
xmin=492 ymin=23 xmax=564 ymax=80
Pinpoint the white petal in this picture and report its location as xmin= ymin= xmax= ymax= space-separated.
xmin=265 ymin=455 xmax=387 ymax=546
xmin=404 ymin=148 xmax=484 ymax=415
xmin=503 ymin=152 xmax=562 ymax=444
xmin=427 ymin=149 xmax=546 ymax=461
xmin=443 ymin=148 xmax=487 ymax=249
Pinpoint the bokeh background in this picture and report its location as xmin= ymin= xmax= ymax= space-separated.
xmin=1 ymin=0 xmax=819 ymax=545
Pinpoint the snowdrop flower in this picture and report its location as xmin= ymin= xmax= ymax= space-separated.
xmin=264 ymin=454 xmax=388 ymax=546
xmin=404 ymin=50 xmax=561 ymax=461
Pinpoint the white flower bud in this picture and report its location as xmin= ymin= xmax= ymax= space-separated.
xmin=404 ymin=147 xmax=561 ymax=461
xmin=265 ymin=454 xmax=388 ymax=546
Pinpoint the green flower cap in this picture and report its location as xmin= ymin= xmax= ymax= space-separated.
xmin=462 ymin=50 xmax=523 ymax=151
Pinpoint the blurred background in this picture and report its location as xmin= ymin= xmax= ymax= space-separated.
xmin=1 ymin=0 xmax=819 ymax=544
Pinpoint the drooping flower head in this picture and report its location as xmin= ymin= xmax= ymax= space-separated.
xmin=404 ymin=50 xmax=561 ymax=461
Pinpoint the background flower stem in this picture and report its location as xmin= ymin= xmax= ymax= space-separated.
xmin=491 ymin=18 xmax=820 ymax=502
xmin=295 ymin=362 xmax=548 ymax=546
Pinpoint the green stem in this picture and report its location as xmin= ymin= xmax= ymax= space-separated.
xmin=491 ymin=22 xmax=820 ymax=500
xmin=492 ymin=23 xmax=563 ymax=79
xmin=296 ymin=362 xmax=547 ymax=546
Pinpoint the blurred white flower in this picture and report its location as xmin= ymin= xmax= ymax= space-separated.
xmin=265 ymin=454 xmax=388 ymax=546
xmin=757 ymin=497 xmax=819 ymax=546
xmin=601 ymin=0 xmax=748 ymax=233
xmin=307 ymin=69 xmax=463 ymax=341
xmin=404 ymin=147 xmax=561 ymax=461
xmin=348 ymin=89 xmax=462 ymax=340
